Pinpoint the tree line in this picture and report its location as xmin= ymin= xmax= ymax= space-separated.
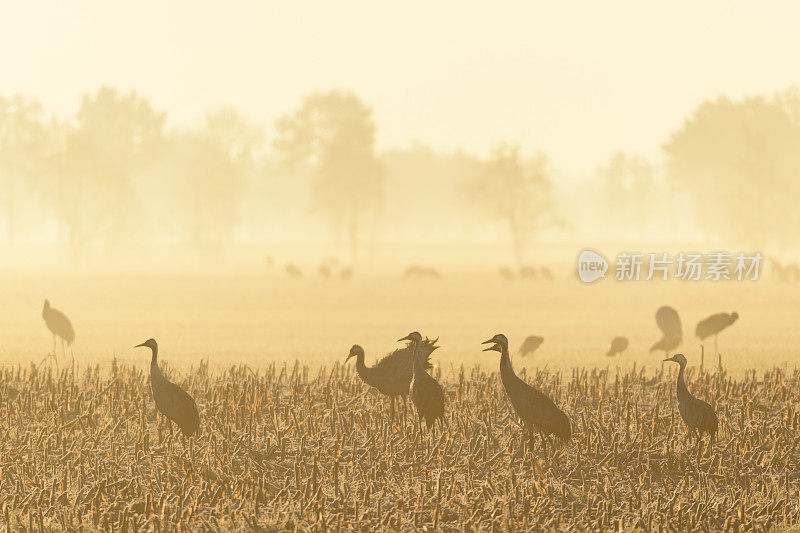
xmin=1 ymin=86 xmax=799 ymax=266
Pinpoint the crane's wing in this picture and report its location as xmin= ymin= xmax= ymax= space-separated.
xmin=158 ymin=381 xmax=200 ymax=437
xmin=374 ymin=337 xmax=437 ymax=373
xmin=505 ymin=374 xmax=571 ymax=440
xmin=655 ymin=306 xmax=682 ymax=342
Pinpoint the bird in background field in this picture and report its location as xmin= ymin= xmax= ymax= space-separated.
xmin=135 ymin=339 xmax=200 ymax=444
xmin=607 ymin=336 xmax=629 ymax=356
xmin=519 ymin=335 xmax=544 ymax=357
xmin=663 ymin=353 xmax=718 ymax=450
xmin=42 ymin=299 xmax=74 ymax=361
xmin=399 ymin=331 xmax=445 ymax=431
xmin=695 ymin=311 xmax=739 ymax=355
xmin=346 ymin=336 xmax=438 ymax=422
xmin=483 ymin=334 xmax=571 ymax=449
xmin=650 ymin=305 xmax=682 ymax=355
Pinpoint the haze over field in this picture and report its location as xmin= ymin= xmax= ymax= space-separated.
xmin=1 ymin=1 xmax=800 ymax=372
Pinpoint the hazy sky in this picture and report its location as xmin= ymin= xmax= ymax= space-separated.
xmin=2 ymin=1 xmax=798 ymax=174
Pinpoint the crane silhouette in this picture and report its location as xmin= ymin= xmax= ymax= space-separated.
xmin=346 ymin=337 xmax=438 ymax=422
xmin=42 ymin=299 xmax=74 ymax=361
xmin=483 ymin=334 xmax=571 ymax=451
xmin=607 ymin=336 xmax=629 ymax=356
xmin=518 ymin=335 xmax=544 ymax=357
xmin=695 ymin=311 xmax=739 ymax=355
xmin=663 ymin=353 xmax=718 ymax=451
xmin=399 ymin=331 xmax=445 ymax=432
xmin=135 ymin=339 xmax=200 ymax=447
xmin=650 ymin=305 xmax=682 ymax=355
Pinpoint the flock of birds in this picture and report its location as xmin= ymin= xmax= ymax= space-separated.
xmin=39 ymin=299 xmax=737 ymax=453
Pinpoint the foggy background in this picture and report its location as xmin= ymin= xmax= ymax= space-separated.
xmin=1 ymin=1 xmax=799 ymax=369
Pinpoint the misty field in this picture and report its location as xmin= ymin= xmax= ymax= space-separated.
xmin=2 ymin=270 xmax=800 ymax=530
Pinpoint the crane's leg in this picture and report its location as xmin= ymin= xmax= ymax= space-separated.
xmin=390 ymin=396 xmax=395 ymax=426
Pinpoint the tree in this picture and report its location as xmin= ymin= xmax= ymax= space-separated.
xmin=273 ymin=90 xmax=383 ymax=262
xmin=598 ymin=152 xmax=656 ymax=239
xmin=0 ymin=95 xmax=52 ymax=243
xmin=54 ymin=87 xmax=166 ymax=260
xmin=466 ymin=143 xmax=558 ymax=268
xmin=663 ymin=88 xmax=800 ymax=250
xmin=167 ymin=108 xmax=263 ymax=255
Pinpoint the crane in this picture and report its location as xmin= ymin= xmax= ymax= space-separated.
xmin=650 ymin=305 xmax=682 ymax=355
xmin=695 ymin=311 xmax=738 ymax=355
xmin=399 ymin=331 xmax=445 ymax=431
xmin=663 ymin=353 xmax=718 ymax=451
xmin=483 ymin=333 xmax=571 ymax=450
xmin=135 ymin=339 xmax=200 ymax=446
xmin=518 ymin=335 xmax=544 ymax=357
xmin=42 ymin=299 xmax=74 ymax=361
xmin=607 ymin=336 xmax=629 ymax=356
xmin=346 ymin=337 xmax=438 ymax=422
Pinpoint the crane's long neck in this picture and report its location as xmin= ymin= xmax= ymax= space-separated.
xmin=499 ymin=343 xmax=515 ymax=382
xmin=676 ymin=362 xmax=690 ymax=400
xmin=354 ymin=351 xmax=368 ymax=376
xmin=149 ymin=345 xmax=163 ymax=383
xmin=411 ymin=341 xmax=424 ymax=376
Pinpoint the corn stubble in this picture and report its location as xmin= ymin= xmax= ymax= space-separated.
xmin=0 ymin=359 xmax=798 ymax=531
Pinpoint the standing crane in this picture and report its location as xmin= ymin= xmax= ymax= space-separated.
xmin=695 ymin=311 xmax=738 ymax=355
xmin=650 ymin=305 xmax=682 ymax=355
xmin=398 ymin=331 xmax=445 ymax=431
xmin=135 ymin=339 xmax=200 ymax=446
xmin=518 ymin=335 xmax=544 ymax=357
xmin=663 ymin=353 xmax=718 ymax=451
xmin=42 ymin=299 xmax=74 ymax=361
xmin=346 ymin=337 xmax=438 ymax=422
xmin=606 ymin=336 xmax=629 ymax=356
xmin=483 ymin=334 xmax=571 ymax=450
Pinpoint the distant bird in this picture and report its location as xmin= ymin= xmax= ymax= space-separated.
xmin=540 ymin=267 xmax=554 ymax=281
xmin=650 ymin=306 xmax=682 ymax=355
xmin=42 ymin=299 xmax=74 ymax=360
xmin=695 ymin=312 xmax=739 ymax=355
xmin=339 ymin=266 xmax=354 ymax=280
xmin=404 ymin=265 xmax=442 ymax=280
xmin=483 ymin=334 xmax=571 ymax=448
xmin=319 ymin=264 xmax=333 ymax=278
xmin=135 ymin=339 xmax=200 ymax=440
xmin=519 ymin=265 xmax=538 ymax=280
xmin=346 ymin=337 xmax=438 ymax=421
xmin=518 ymin=335 xmax=544 ymax=357
xmin=399 ymin=331 xmax=445 ymax=430
xmin=498 ymin=266 xmax=516 ymax=281
xmin=663 ymin=353 xmax=718 ymax=448
xmin=607 ymin=336 xmax=629 ymax=356
xmin=285 ymin=263 xmax=303 ymax=278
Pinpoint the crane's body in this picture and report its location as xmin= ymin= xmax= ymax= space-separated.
xmin=42 ymin=299 xmax=74 ymax=359
xmin=483 ymin=334 xmax=571 ymax=446
xmin=607 ymin=336 xmax=629 ymax=356
xmin=136 ymin=339 xmax=200 ymax=438
xmin=347 ymin=339 xmax=437 ymax=421
xmin=650 ymin=306 xmax=682 ymax=354
xmin=664 ymin=354 xmax=718 ymax=447
xmin=401 ymin=332 xmax=445 ymax=430
xmin=518 ymin=335 xmax=544 ymax=357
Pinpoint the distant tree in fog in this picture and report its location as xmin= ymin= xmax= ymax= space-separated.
xmin=273 ymin=90 xmax=383 ymax=262
xmin=466 ymin=143 xmax=558 ymax=268
xmin=0 ymin=95 xmax=52 ymax=243
xmin=663 ymin=88 xmax=800 ymax=250
xmin=598 ymin=152 xmax=655 ymax=238
xmin=168 ymin=108 xmax=263 ymax=255
xmin=54 ymin=87 xmax=166 ymax=260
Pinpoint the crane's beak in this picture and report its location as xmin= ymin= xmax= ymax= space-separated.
xmin=482 ymin=343 xmax=499 ymax=352
xmin=482 ymin=338 xmax=496 ymax=345
xmin=663 ymin=356 xmax=672 ymax=362
xmin=134 ymin=342 xmax=147 ymax=348
xmin=345 ymin=352 xmax=354 ymax=362
xmin=397 ymin=335 xmax=411 ymax=342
